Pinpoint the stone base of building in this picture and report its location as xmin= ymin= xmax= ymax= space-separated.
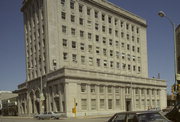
xmin=16 ymin=67 xmax=167 ymax=117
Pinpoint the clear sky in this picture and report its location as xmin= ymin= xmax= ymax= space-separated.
xmin=0 ymin=0 xmax=179 ymax=93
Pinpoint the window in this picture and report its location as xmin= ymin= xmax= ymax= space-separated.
xmin=109 ymin=28 xmax=112 ymax=34
xmin=137 ymin=28 xmax=139 ymax=33
xmin=126 ymin=23 xmax=129 ymax=30
xmin=132 ymin=56 xmax=136 ymax=61
xmin=61 ymin=12 xmax=66 ymax=19
xmin=121 ymin=21 xmax=124 ymax=27
xmin=108 ymin=99 xmax=112 ymax=109
xmin=122 ymin=53 xmax=125 ymax=59
xmin=109 ymin=39 xmax=113 ymax=46
xmin=79 ymin=4 xmax=83 ymax=13
xmin=88 ymin=45 xmax=92 ymax=53
xmin=138 ymin=66 xmax=141 ymax=72
xmin=63 ymin=52 xmax=68 ymax=60
xmin=103 ymin=48 xmax=107 ymax=56
xmin=121 ymin=43 xmax=125 ymax=48
xmin=136 ymin=99 xmax=140 ymax=109
xmin=103 ymin=37 xmax=106 ymax=44
xmin=115 ymin=19 xmax=118 ymax=25
xmin=132 ymin=46 xmax=135 ymax=52
xmin=110 ymin=61 xmax=114 ymax=68
xmin=95 ymin=23 xmax=99 ymax=30
xmin=80 ymin=30 xmax=84 ymax=37
xmin=90 ymin=85 xmax=95 ymax=93
xmin=127 ymin=34 xmax=129 ymax=40
xmin=115 ymin=41 xmax=119 ymax=47
xmin=115 ymin=30 xmax=118 ymax=37
xmin=95 ymin=11 xmax=98 ymax=18
xmin=72 ymin=41 xmax=76 ymax=48
xmin=87 ymin=8 xmax=91 ymax=15
xmin=72 ymin=54 xmax=77 ymax=63
xmin=96 ymin=58 xmax=100 ymax=67
xmin=104 ymin=60 xmax=107 ymax=67
xmin=137 ymin=37 xmax=140 ymax=43
xmin=116 ymin=51 xmax=120 ymax=59
xmin=122 ymin=63 xmax=126 ymax=70
xmin=96 ymin=35 xmax=99 ymax=42
xmin=127 ymin=54 xmax=131 ymax=61
xmin=81 ymin=84 xmax=86 ymax=92
xmin=71 ymin=15 xmax=75 ymax=22
xmin=99 ymin=86 xmax=104 ymax=93
xmin=116 ymin=62 xmax=120 ymax=69
xmin=71 ymin=28 xmax=75 ymax=35
xmin=133 ymin=65 xmax=136 ymax=71
xmin=128 ymin=64 xmax=131 ymax=70
xmin=81 ymin=56 xmax=85 ymax=64
xmin=79 ymin=18 xmax=83 ymax=25
xmin=132 ymin=26 xmax=134 ymax=32
xmin=102 ymin=14 xmax=105 ymax=21
xmin=127 ymin=44 xmax=130 ymax=50
xmin=81 ymin=99 xmax=87 ymax=110
xmin=132 ymin=36 xmax=135 ymax=42
xmin=121 ymin=32 xmax=124 ymax=38
xmin=96 ymin=47 xmax=100 ymax=54
xmin=91 ymin=99 xmax=96 ymax=110
xmin=137 ymin=47 xmax=140 ymax=53
xmin=108 ymin=86 xmax=112 ymax=93
xmin=70 ymin=0 xmax=74 ymax=9
xmin=100 ymin=99 xmax=105 ymax=109
xmin=108 ymin=17 xmax=111 ymax=23
xmin=116 ymin=99 xmax=120 ymax=108
xmin=135 ymin=89 xmax=139 ymax=94
xmin=89 ymin=57 xmax=93 ymax=66
xmin=88 ymin=33 xmax=92 ymax=40
xmin=102 ymin=25 xmax=106 ymax=32
xmin=80 ymin=43 xmax=85 ymax=51
xmin=115 ymin=87 xmax=119 ymax=93
xmin=62 ymin=25 xmax=66 ymax=33
xmin=61 ymin=0 xmax=65 ymax=5
xmin=110 ymin=50 xmax=113 ymax=57
xmin=62 ymin=39 xmax=67 ymax=47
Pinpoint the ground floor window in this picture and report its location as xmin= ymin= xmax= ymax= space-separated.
xmin=108 ymin=99 xmax=112 ymax=109
xmin=100 ymin=99 xmax=105 ymax=109
xmin=81 ymin=99 xmax=87 ymax=110
xmin=91 ymin=99 xmax=96 ymax=110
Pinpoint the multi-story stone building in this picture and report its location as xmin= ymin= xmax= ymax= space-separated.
xmin=16 ymin=0 xmax=167 ymax=117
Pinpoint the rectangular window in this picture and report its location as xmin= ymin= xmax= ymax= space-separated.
xmin=79 ymin=4 xmax=83 ymax=13
xmin=63 ymin=52 xmax=68 ymax=60
xmin=70 ymin=0 xmax=74 ymax=9
xmin=116 ymin=62 xmax=120 ymax=69
xmin=99 ymin=86 xmax=104 ymax=93
xmin=81 ymin=84 xmax=86 ymax=92
xmin=61 ymin=0 xmax=65 ymax=5
xmin=103 ymin=48 xmax=107 ymax=56
xmin=89 ymin=57 xmax=93 ymax=66
xmin=71 ymin=28 xmax=75 ymax=35
xmin=62 ymin=25 xmax=66 ymax=33
xmin=71 ymin=15 xmax=75 ymax=22
xmin=109 ymin=39 xmax=113 ymax=46
xmin=108 ymin=99 xmax=112 ymax=109
xmin=87 ymin=8 xmax=91 ymax=15
xmin=110 ymin=61 xmax=113 ymax=68
xmin=81 ymin=99 xmax=87 ymax=110
xmin=80 ymin=30 xmax=84 ymax=37
xmin=88 ymin=33 xmax=92 ymax=40
xmin=116 ymin=99 xmax=120 ymax=108
xmin=115 ymin=87 xmax=119 ymax=93
xmin=100 ymin=99 xmax=105 ymax=109
xmin=110 ymin=50 xmax=113 ymax=57
xmin=109 ymin=28 xmax=112 ymax=34
xmin=96 ymin=35 xmax=99 ymax=42
xmin=102 ymin=14 xmax=105 ymax=21
xmin=90 ymin=85 xmax=95 ymax=93
xmin=88 ymin=45 xmax=92 ymax=53
xmin=79 ymin=18 xmax=83 ymax=25
xmin=104 ymin=60 xmax=107 ymax=67
xmin=136 ymin=99 xmax=139 ymax=109
xmin=95 ymin=23 xmax=99 ymax=30
xmin=72 ymin=41 xmax=76 ymax=48
xmin=96 ymin=58 xmax=100 ymax=67
xmin=108 ymin=17 xmax=111 ymax=23
xmin=62 ymin=39 xmax=67 ymax=47
xmin=80 ymin=43 xmax=85 ymax=51
xmin=81 ymin=56 xmax=85 ymax=64
xmin=95 ymin=11 xmax=98 ymax=18
xmin=61 ymin=12 xmax=66 ymax=19
xmin=102 ymin=25 xmax=106 ymax=32
xmin=108 ymin=86 xmax=112 ymax=93
xmin=72 ymin=54 xmax=77 ymax=63
xmin=91 ymin=99 xmax=96 ymax=110
xmin=103 ymin=37 xmax=106 ymax=44
xmin=96 ymin=47 xmax=100 ymax=54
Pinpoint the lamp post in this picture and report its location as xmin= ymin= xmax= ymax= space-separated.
xmin=158 ymin=11 xmax=178 ymax=101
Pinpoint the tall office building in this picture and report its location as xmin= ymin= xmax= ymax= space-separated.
xmin=16 ymin=0 xmax=167 ymax=117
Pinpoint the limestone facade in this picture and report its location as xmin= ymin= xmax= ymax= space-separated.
xmin=16 ymin=0 xmax=167 ymax=117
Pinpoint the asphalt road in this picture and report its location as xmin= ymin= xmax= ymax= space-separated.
xmin=0 ymin=117 xmax=110 ymax=122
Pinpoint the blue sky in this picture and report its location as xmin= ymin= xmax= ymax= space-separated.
xmin=0 ymin=0 xmax=179 ymax=93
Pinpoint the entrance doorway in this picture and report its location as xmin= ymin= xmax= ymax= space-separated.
xmin=126 ymin=99 xmax=131 ymax=111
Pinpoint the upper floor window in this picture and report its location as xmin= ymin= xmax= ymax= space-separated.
xmin=70 ymin=0 xmax=74 ymax=9
xmin=102 ymin=14 xmax=105 ymax=21
xmin=79 ymin=18 xmax=84 ymax=25
xmin=95 ymin=11 xmax=98 ymax=18
xmin=61 ymin=12 xmax=66 ymax=20
xmin=87 ymin=8 xmax=91 ymax=15
xmin=72 ymin=41 xmax=76 ymax=48
xmin=79 ymin=4 xmax=83 ymax=13
xmin=62 ymin=25 xmax=66 ymax=33
xmin=71 ymin=15 xmax=75 ymax=22
xmin=81 ymin=84 xmax=86 ymax=92
xmin=61 ymin=0 xmax=65 ymax=5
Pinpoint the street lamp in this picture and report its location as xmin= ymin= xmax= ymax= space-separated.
xmin=158 ymin=11 xmax=178 ymax=99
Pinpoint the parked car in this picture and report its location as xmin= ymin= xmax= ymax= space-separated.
xmin=108 ymin=110 xmax=171 ymax=122
xmin=165 ymin=104 xmax=180 ymax=122
xmin=34 ymin=112 xmax=61 ymax=120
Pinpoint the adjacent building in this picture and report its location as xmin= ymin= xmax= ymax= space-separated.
xmin=16 ymin=0 xmax=167 ymax=117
